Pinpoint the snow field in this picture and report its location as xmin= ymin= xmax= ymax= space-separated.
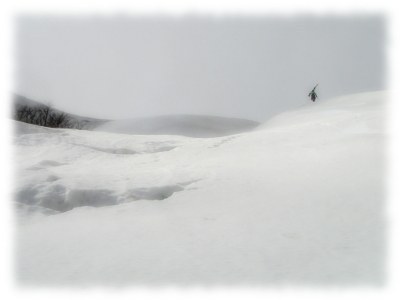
xmin=14 ymin=91 xmax=386 ymax=285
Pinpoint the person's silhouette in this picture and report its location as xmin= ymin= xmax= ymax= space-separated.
xmin=308 ymin=84 xmax=318 ymax=102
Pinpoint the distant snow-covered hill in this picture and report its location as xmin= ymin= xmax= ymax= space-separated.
xmin=94 ymin=114 xmax=260 ymax=137
xmin=14 ymin=91 xmax=385 ymax=285
xmin=13 ymin=94 xmax=259 ymax=136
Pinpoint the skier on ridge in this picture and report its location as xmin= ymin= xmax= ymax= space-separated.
xmin=308 ymin=84 xmax=318 ymax=102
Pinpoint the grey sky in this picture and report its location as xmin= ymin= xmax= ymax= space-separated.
xmin=15 ymin=15 xmax=385 ymax=121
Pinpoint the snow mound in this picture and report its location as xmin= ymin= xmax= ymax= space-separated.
xmin=257 ymin=91 xmax=384 ymax=134
xmin=14 ymin=91 xmax=386 ymax=285
xmin=94 ymin=114 xmax=259 ymax=137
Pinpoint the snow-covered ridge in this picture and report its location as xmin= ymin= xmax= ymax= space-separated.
xmin=257 ymin=91 xmax=384 ymax=133
xmin=14 ymin=91 xmax=385 ymax=285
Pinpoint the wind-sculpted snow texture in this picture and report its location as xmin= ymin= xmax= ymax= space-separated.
xmin=14 ymin=91 xmax=385 ymax=286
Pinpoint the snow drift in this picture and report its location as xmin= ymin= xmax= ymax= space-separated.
xmin=14 ymin=91 xmax=386 ymax=286
xmin=94 ymin=114 xmax=259 ymax=137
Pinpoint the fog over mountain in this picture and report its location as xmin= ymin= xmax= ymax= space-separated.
xmin=15 ymin=16 xmax=384 ymax=121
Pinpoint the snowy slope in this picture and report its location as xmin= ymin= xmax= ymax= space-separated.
xmin=13 ymin=91 xmax=386 ymax=286
xmin=94 ymin=114 xmax=259 ymax=137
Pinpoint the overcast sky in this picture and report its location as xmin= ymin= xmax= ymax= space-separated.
xmin=15 ymin=15 xmax=385 ymax=121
